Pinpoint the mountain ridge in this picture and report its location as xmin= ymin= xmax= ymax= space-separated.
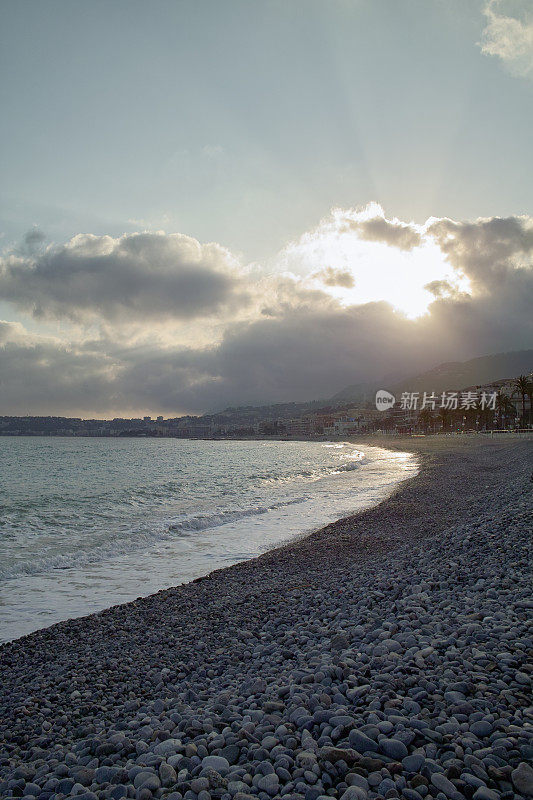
xmin=331 ymin=349 xmax=533 ymax=402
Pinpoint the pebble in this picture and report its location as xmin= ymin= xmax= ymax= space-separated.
xmin=380 ymin=738 xmax=408 ymax=760
xmin=201 ymin=755 xmax=230 ymax=775
xmin=402 ymin=754 xmax=425 ymax=773
xmin=341 ymin=788 xmax=368 ymax=800
xmin=431 ymin=772 xmax=462 ymax=799
xmin=349 ymin=730 xmax=380 ymax=753
xmin=512 ymin=762 xmax=533 ymax=796
xmin=0 ymin=441 xmax=530 ymax=800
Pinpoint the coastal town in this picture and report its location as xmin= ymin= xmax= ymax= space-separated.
xmin=2 ymin=372 xmax=531 ymax=439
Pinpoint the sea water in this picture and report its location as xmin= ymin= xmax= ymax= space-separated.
xmin=0 ymin=437 xmax=417 ymax=641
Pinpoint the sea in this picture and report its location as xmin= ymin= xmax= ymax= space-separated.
xmin=0 ymin=437 xmax=418 ymax=642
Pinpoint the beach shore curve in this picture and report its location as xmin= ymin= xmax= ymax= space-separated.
xmin=0 ymin=436 xmax=531 ymax=800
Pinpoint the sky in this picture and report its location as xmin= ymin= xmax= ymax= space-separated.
xmin=0 ymin=0 xmax=532 ymax=417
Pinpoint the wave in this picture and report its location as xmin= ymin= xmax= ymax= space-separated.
xmin=168 ymin=497 xmax=308 ymax=534
xmin=0 ymin=451 xmax=368 ymax=581
xmin=252 ymin=453 xmax=367 ymax=485
xmin=0 ymin=496 xmax=311 ymax=580
xmin=334 ymin=460 xmax=364 ymax=472
xmin=0 ymin=530 xmax=168 ymax=580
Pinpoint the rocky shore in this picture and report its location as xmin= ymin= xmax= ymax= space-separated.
xmin=1 ymin=437 xmax=532 ymax=800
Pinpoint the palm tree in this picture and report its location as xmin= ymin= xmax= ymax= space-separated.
xmin=462 ymin=401 xmax=479 ymax=430
xmin=476 ymin=400 xmax=493 ymax=431
xmin=495 ymin=391 xmax=515 ymax=429
xmin=495 ymin=392 xmax=505 ymax=428
xmin=438 ymin=407 xmax=450 ymax=431
xmin=513 ymin=375 xmax=532 ymax=424
xmin=418 ymin=408 xmax=434 ymax=434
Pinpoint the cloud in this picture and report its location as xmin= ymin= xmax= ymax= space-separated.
xmin=427 ymin=214 xmax=533 ymax=289
xmin=312 ymin=267 xmax=355 ymax=288
xmin=423 ymin=279 xmax=461 ymax=299
xmin=0 ymin=231 xmax=248 ymax=323
xmin=277 ymin=204 xmax=438 ymax=315
xmin=0 ymin=320 xmax=27 ymax=344
xmin=0 ymin=306 xmax=426 ymax=415
xmin=344 ymin=214 xmax=421 ymax=251
xmin=0 ymin=210 xmax=531 ymax=415
xmin=0 ymin=323 xmax=119 ymax=415
xmin=22 ymin=227 xmax=46 ymax=252
xmin=480 ymin=0 xmax=533 ymax=79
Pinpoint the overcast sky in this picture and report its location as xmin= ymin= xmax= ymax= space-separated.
xmin=0 ymin=0 xmax=532 ymax=416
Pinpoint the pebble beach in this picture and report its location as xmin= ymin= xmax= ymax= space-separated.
xmin=1 ymin=436 xmax=532 ymax=800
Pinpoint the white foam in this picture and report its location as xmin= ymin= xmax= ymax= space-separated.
xmin=0 ymin=439 xmax=418 ymax=641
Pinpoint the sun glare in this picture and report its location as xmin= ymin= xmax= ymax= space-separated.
xmin=327 ymin=237 xmax=462 ymax=318
xmin=281 ymin=210 xmax=467 ymax=318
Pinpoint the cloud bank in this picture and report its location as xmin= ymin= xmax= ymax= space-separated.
xmin=0 ymin=231 xmax=246 ymax=322
xmin=0 ymin=207 xmax=532 ymax=416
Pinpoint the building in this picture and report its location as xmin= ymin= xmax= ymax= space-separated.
xmin=285 ymin=418 xmax=313 ymax=437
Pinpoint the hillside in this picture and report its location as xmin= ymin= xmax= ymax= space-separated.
xmin=392 ymin=349 xmax=533 ymax=395
xmin=331 ymin=349 xmax=533 ymax=401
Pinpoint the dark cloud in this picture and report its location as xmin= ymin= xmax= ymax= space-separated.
xmin=0 ymin=231 xmax=247 ymax=322
xmin=0 ymin=213 xmax=531 ymax=415
xmin=0 ymin=328 xmax=118 ymax=415
xmin=345 ymin=216 xmax=421 ymax=250
xmin=23 ymin=228 xmax=46 ymax=250
xmin=0 ymin=305 xmax=426 ymax=414
xmin=427 ymin=215 xmax=533 ymax=289
xmin=2 ymin=276 xmax=530 ymax=416
xmin=424 ymin=279 xmax=452 ymax=298
xmin=424 ymin=279 xmax=464 ymax=299
xmin=312 ymin=267 xmax=355 ymax=288
xmin=146 ymin=283 xmax=531 ymax=411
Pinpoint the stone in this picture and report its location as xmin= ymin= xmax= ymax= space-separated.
xmin=331 ymin=633 xmax=349 ymax=650
xmin=0 ymin=444 xmax=531 ymax=800
xmin=201 ymin=755 xmax=230 ymax=775
xmin=133 ymin=770 xmax=160 ymax=791
xmin=470 ymin=720 xmax=492 ymax=738
xmin=346 ymin=773 xmax=369 ymax=792
xmin=159 ymin=762 xmax=177 ymax=787
xmin=220 ymin=744 xmax=240 ymax=765
xmin=70 ymin=794 xmax=98 ymax=800
xmin=110 ymin=787 xmax=128 ymax=800
xmin=402 ymin=754 xmax=425 ymax=773
xmin=153 ymin=738 xmax=182 ymax=756
xmin=349 ymin=730 xmax=379 ymax=753
xmin=379 ymin=738 xmax=408 ymax=760
xmin=23 ymin=784 xmax=42 ymax=797
xmin=431 ymin=772 xmax=462 ymax=799
xmin=472 ymin=788 xmax=500 ymax=800
xmin=318 ymin=747 xmax=361 ymax=765
xmin=257 ymin=773 xmax=279 ymax=795
xmin=94 ymin=766 xmax=117 ymax=783
xmin=340 ymin=788 xmax=368 ymax=800
xmin=512 ymin=762 xmax=533 ymax=797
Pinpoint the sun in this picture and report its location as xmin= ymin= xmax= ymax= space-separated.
xmin=280 ymin=207 xmax=469 ymax=318
xmin=326 ymin=236 xmax=467 ymax=318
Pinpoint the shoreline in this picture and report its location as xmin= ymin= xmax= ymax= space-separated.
xmin=0 ymin=440 xmax=416 ymax=644
xmin=1 ymin=430 xmax=532 ymax=441
xmin=1 ymin=436 xmax=532 ymax=800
